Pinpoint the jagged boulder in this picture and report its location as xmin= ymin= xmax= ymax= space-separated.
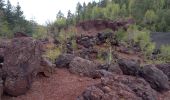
xmin=97 ymin=64 xmax=123 ymax=75
xmin=139 ymin=65 xmax=170 ymax=92
xmin=76 ymin=36 xmax=96 ymax=48
xmin=96 ymin=32 xmax=113 ymax=44
xmin=155 ymin=63 xmax=170 ymax=80
xmin=2 ymin=37 xmax=53 ymax=96
xmin=79 ymin=48 xmax=98 ymax=60
xmin=55 ymin=54 xmax=75 ymax=68
xmin=118 ymin=59 xmax=140 ymax=76
xmin=69 ymin=57 xmax=99 ymax=77
xmin=78 ymin=75 xmax=157 ymax=100
xmin=108 ymin=64 xmax=123 ymax=74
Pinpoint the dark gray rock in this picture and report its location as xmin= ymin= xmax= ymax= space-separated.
xmin=108 ymin=64 xmax=123 ymax=74
xmin=155 ymin=63 xmax=170 ymax=80
xmin=118 ymin=59 xmax=140 ymax=76
xmin=139 ymin=65 xmax=170 ymax=92
xmin=96 ymin=32 xmax=113 ymax=45
xmin=97 ymin=64 xmax=123 ymax=75
xmin=69 ymin=57 xmax=99 ymax=77
xmin=55 ymin=54 xmax=75 ymax=68
xmin=79 ymin=48 xmax=98 ymax=60
xmin=77 ymin=36 xmax=96 ymax=48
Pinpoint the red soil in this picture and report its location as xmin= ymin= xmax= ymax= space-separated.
xmin=2 ymin=69 xmax=100 ymax=100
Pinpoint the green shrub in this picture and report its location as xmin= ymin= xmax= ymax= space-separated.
xmin=55 ymin=27 xmax=77 ymax=54
xmin=159 ymin=45 xmax=170 ymax=61
xmin=145 ymin=42 xmax=155 ymax=57
xmin=126 ymin=26 xmax=155 ymax=57
xmin=32 ymin=26 xmax=47 ymax=39
xmin=44 ymin=47 xmax=61 ymax=63
xmin=134 ymin=30 xmax=155 ymax=56
xmin=115 ymin=28 xmax=127 ymax=42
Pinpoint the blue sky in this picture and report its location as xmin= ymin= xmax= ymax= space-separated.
xmin=6 ymin=0 xmax=99 ymax=25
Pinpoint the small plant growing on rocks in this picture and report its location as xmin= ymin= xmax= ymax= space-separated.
xmin=44 ymin=47 xmax=61 ymax=63
xmin=158 ymin=45 xmax=170 ymax=62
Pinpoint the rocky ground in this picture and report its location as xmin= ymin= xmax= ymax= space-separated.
xmin=2 ymin=67 xmax=170 ymax=100
xmin=2 ymin=69 xmax=100 ymax=100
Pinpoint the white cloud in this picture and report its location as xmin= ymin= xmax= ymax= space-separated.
xmin=7 ymin=0 xmax=99 ymax=25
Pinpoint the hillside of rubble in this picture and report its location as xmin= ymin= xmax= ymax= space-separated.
xmin=0 ymin=0 xmax=170 ymax=100
xmin=0 ymin=19 xmax=169 ymax=100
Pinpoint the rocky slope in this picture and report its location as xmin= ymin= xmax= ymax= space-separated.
xmin=0 ymin=20 xmax=170 ymax=100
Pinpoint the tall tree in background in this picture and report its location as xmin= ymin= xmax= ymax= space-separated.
xmin=14 ymin=2 xmax=24 ymax=20
xmin=76 ymin=2 xmax=82 ymax=22
xmin=66 ymin=10 xmax=74 ymax=26
xmin=12 ymin=2 xmax=24 ymax=32
xmin=56 ymin=10 xmax=64 ymax=19
xmin=55 ymin=10 xmax=66 ymax=33
xmin=0 ymin=0 xmax=12 ymax=37
xmin=81 ymin=2 xmax=86 ymax=21
xmin=0 ymin=0 xmax=5 ymax=20
xmin=5 ymin=0 xmax=13 ymax=23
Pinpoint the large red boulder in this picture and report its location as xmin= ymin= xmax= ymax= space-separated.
xmin=2 ymin=37 xmax=53 ymax=96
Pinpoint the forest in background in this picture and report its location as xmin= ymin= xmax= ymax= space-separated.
xmin=0 ymin=0 xmax=40 ymax=37
xmin=52 ymin=0 xmax=170 ymax=33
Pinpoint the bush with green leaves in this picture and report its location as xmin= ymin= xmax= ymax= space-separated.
xmin=44 ymin=47 xmax=61 ymax=63
xmin=115 ymin=28 xmax=127 ymax=42
xmin=158 ymin=45 xmax=170 ymax=62
xmin=114 ymin=25 xmax=155 ymax=58
xmin=124 ymin=25 xmax=155 ymax=57
xmin=55 ymin=27 xmax=77 ymax=54
xmin=133 ymin=30 xmax=155 ymax=56
xmin=32 ymin=25 xmax=47 ymax=39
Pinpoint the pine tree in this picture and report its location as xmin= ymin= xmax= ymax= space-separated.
xmin=5 ymin=0 xmax=14 ymax=29
xmin=66 ymin=10 xmax=74 ymax=25
xmin=12 ymin=2 xmax=25 ymax=32
xmin=76 ymin=2 xmax=82 ymax=22
xmin=55 ymin=10 xmax=66 ymax=33
xmin=15 ymin=2 xmax=23 ymax=19
xmin=56 ymin=10 xmax=64 ymax=19
xmin=0 ymin=0 xmax=5 ymax=19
